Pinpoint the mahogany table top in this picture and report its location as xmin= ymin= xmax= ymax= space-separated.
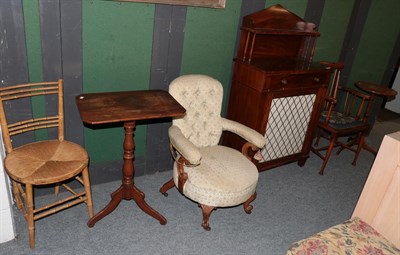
xmin=76 ymin=90 xmax=186 ymax=125
xmin=356 ymin=81 xmax=398 ymax=97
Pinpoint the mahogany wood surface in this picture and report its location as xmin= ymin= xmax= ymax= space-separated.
xmin=356 ymin=81 xmax=397 ymax=98
xmin=76 ymin=90 xmax=185 ymax=124
xmin=76 ymin=90 xmax=185 ymax=227
xmin=224 ymin=5 xmax=329 ymax=172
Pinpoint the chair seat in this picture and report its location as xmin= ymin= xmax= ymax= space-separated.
xmin=320 ymin=110 xmax=365 ymax=129
xmin=173 ymin=145 xmax=259 ymax=207
xmin=5 ymin=140 xmax=88 ymax=185
xmin=287 ymin=217 xmax=400 ymax=255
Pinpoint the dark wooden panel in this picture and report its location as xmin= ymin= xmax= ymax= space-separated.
xmin=145 ymin=4 xmax=187 ymax=174
xmin=0 ymin=1 xmax=34 ymax=147
xmin=227 ymin=0 xmax=266 ymax=110
xmin=60 ymin=0 xmax=84 ymax=145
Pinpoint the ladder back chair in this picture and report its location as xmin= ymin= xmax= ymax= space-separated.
xmin=159 ymin=74 xmax=265 ymax=230
xmin=313 ymin=61 xmax=344 ymax=147
xmin=0 ymin=80 xmax=94 ymax=248
xmin=311 ymin=63 xmax=373 ymax=175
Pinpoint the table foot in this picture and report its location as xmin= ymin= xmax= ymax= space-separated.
xmin=87 ymin=183 xmax=167 ymax=227
xmin=131 ymin=185 xmax=167 ymax=225
xmin=87 ymin=185 xmax=124 ymax=227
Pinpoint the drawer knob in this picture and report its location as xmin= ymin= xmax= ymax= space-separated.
xmin=281 ymin=79 xmax=288 ymax=85
xmin=313 ymin=77 xmax=320 ymax=82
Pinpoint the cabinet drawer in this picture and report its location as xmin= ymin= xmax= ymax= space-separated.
xmin=265 ymin=73 xmax=327 ymax=92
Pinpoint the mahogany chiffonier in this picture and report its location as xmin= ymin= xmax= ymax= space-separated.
xmin=224 ymin=5 xmax=331 ymax=171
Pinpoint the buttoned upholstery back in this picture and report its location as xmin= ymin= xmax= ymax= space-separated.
xmin=169 ymin=74 xmax=223 ymax=148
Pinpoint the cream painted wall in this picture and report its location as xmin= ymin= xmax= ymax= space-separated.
xmin=0 ymin=129 xmax=15 ymax=243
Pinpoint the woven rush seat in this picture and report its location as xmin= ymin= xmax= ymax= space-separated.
xmin=173 ymin=145 xmax=258 ymax=207
xmin=287 ymin=217 xmax=400 ymax=255
xmin=5 ymin=140 xmax=88 ymax=185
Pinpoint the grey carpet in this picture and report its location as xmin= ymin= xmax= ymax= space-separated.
xmin=1 ymin=114 xmax=398 ymax=254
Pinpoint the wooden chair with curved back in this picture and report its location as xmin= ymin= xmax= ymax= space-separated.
xmin=0 ymin=80 xmax=94 ymax=248
xmin=311 ymin=62 xmax=373 ymax=175
xmin=159 ymin=74 xmax=266 ymax=230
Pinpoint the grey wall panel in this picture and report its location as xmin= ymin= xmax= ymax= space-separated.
xmin=60 ymin=0 xmax=84 ymax=145
xmin=0 ymin=0 xmax=34 ymax=147
xmin=145 ymin=5 xmax=187 ymax=174
xmin=39 ymin=0 xmax=62 ymax=139
xmin=304 ymin=0 xmax=325 ymax=26
xmin=339 ymin=0 xmax=372 ymax=86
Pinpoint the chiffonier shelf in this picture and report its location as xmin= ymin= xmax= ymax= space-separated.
xmin=224 ymin=5 xmax=331 ymax=171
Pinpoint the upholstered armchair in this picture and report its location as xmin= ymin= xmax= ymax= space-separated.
xmin=159 ymin=74 xmax=265 ymax=230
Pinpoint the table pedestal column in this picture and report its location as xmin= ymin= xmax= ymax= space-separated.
xmin=87 ymin=121 xmax=167 ymax=227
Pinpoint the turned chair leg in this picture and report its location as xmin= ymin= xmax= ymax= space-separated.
xmin=160 ymin=178 xmax=175 ymax=197
xmin=319 ymin=135 xmax=337 ymax=175
xmin=82 ymin=167 xmax=94 ymax=218
xmin=200 ymin=204 xmax=215 ymax=231
xmin=352 ymin=133 xmax=365 ymax=166
xmin=243 ymin=192 xmax=256 ymax=214
xmin=11 ymin=180 xmax=23 ymax=210
xmin=26 ymin=184 xmax=35 ymax=249
xmin=314 ymin=128 xmax=322 ymax=146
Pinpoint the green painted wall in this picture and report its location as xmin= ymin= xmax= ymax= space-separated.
xmin=313 ymin=0 xmax=354 ymax=62
xmin=82 ymin=1 xmax=154 ymax=163
xmin=348 ymin=0 xmax=400 ymax=88
xmin=180 ymin=1 xmax=242 ymax=114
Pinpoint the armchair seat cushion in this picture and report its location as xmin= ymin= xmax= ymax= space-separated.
xmin=287 ymin=217 xmax=400 ymax=255
xmin=173 ymin=145 xmax=258 ymax=207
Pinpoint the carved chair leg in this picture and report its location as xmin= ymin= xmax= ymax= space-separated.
xmin=159 ymin=178 xmax=175 ymax=197
xmin=243 ymin=192 xmax=257 ymax=214
xmin=200 ymin=204 xmax=215 ymax=231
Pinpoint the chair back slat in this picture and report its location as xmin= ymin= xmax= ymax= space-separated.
xmin=320 ymin=61 xmax=344 ymax=110
xmin=0 ymin=80 xmax=64 ymax=153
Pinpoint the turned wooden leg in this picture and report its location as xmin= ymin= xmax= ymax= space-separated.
xmin=26 ymin=184 xmax=35 ymax=249
xmin=54 ymin=184 xmax=60 ymax=196
xmin=82 ymin=167 xmax=94 ymax=218
xmin=319 ymin=135 xmax=337 ymax=175
xmin=159 ymin=178 xmax=175 ymax=197
xmin=314 ymin=128 xmax=322 ymax=146
xmin=11 ymin=180 xmax=23 ymax=210
xmin=200 ymin=204 xmax=215 ymax=231
xmin=352 ymin=133 xmax=365 ymax=166
xmin=243 ymin=192 xmax=256 ymax=214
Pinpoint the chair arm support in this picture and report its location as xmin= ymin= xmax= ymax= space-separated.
xmin=221 ymin=118 xmax=265 ymax=149
xmin=168 ymin=125 xmax=202 ymax=165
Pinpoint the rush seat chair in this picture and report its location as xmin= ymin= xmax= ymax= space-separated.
xmin=0 ymin=80 xmax=94 ymax=248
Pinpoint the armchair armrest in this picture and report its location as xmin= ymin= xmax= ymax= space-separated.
xmin=168 ymin=125 xmax=202 ymax=165
xmin=221 ymin=118 xmax=265 ymax=149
